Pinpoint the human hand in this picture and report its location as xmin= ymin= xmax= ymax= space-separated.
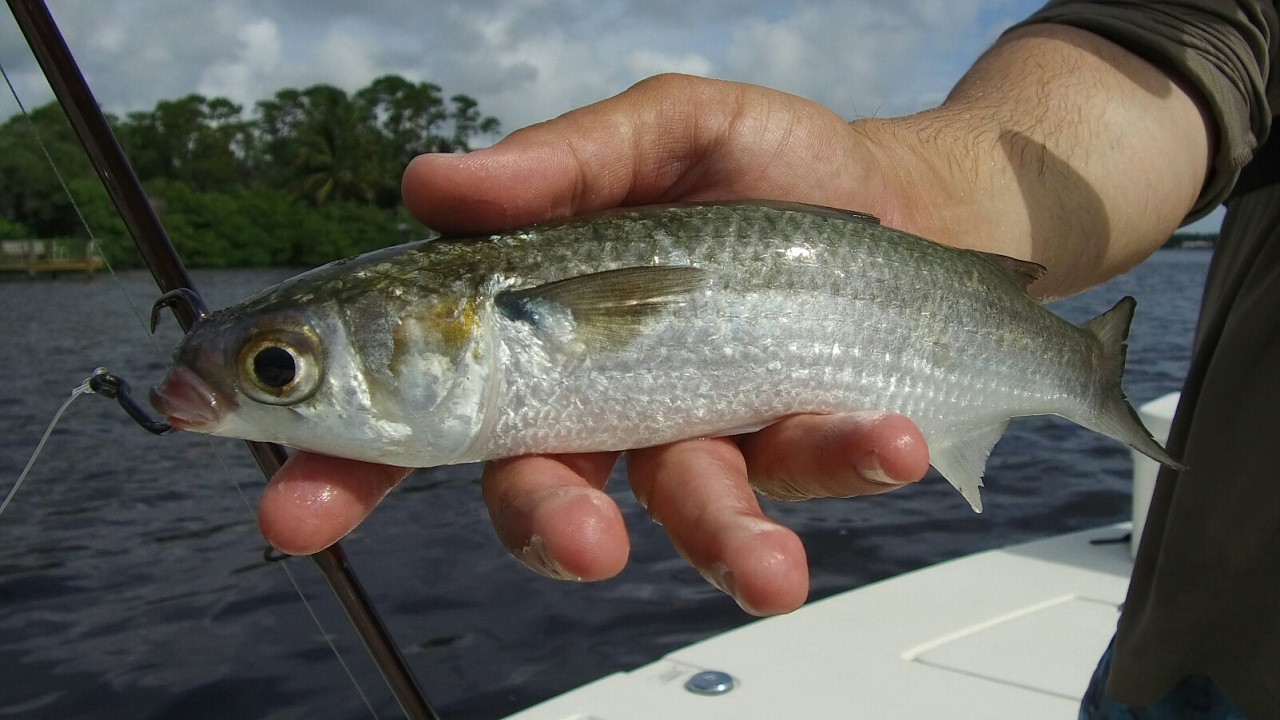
xmin=258 ymin=74 xmax=940 ymax=615
xmin=260 ymin=16 xmax=1215 ymax=614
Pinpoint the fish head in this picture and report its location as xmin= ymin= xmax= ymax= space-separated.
xmin=150 ymin=273 xmax=496 ymax=466
xmin=150 ymin=302 xmax=348 ymax=446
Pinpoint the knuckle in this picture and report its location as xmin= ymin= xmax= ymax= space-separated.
xmin=629 ymin=72 xmax=693 ymax=93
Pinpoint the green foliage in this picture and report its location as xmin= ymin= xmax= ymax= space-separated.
xmin=0 ymin=215 xmax=29 ymax=240
xmin=116 ymin=94 xmax=253 ymax=192
xmin=65 ymin=176 xmax=130 ymax=264
xmin=0 ymin=102 xmax=98 ymax=239
xmin=0 ymin=75 xmax=499 ymax=268
xmin=147 ymin=180 xmax=423 ymax=268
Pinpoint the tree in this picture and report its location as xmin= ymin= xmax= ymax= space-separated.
xmin=253 ymin=78 xmax=499 ymax=208
xmin=356 ymin=75 xmax=447 ymax=152
xmin=0 ymin=101 xmax=97 ymax=239
xmin=253 ymin=85 xmax=380 ymax=206
xmin=0 ymin=215 xmax=29 ymax=240
xmin=448 ymin=93 xmax=500 ymax=152
xmin=116 ymin=94 xmax=252 ymax=191
xmin=354 ymin=75 xmax=449 ymax=205
xmin=289 ymin=85 xmax=380 ymax=206
xmin=0 ymin=75 xmax=499 ymax=267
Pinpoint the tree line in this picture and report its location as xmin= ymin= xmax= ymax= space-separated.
xmin=1164 ymin=231 xmax=1217 ymax=249
xmin=0 ymin=75 xmax=500 ymax=267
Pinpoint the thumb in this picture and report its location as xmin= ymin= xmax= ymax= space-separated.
xmin=400 ymin=74 xmax=762 ymax=235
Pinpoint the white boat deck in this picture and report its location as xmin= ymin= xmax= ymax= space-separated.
xmin=504 ymin=523 xmax=1134 ymax=720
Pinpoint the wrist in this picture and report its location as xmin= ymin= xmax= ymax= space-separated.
xmin=845 ymin=23 xmax=1212 ymax=300
xmin=844 ymin=113 xmax=1010 ymax=257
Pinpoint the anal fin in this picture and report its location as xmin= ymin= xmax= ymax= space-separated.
xmin=929 ymin=420 xmax=1009 ymax=513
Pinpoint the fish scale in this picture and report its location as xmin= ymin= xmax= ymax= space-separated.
xmin=151 ymin=201 xmax=1181 ymax=511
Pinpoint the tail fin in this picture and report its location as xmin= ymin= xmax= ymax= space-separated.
xmin=1081 ymin=297 xmax=1185 ymax=469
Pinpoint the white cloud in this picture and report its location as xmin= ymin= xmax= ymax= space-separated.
xmin=626 ymin=50 xmax=714 ymax=80
xmin=197 ymin=19 xmax=281 ymax=106
xmin=312 ymin=26 xmax=383 ymax=92
xmin=438 ymin=6 xmax=621 ymax=128
xmin=717 ymin=0 xmax=1027 ymax=119
xmin=2 ymin=0 xmax=1046 ymax=132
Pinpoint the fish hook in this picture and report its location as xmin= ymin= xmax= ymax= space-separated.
xmin=88 ymin=369 xmax=174 ymax=436
xmin=150 ymin=288 xmax=209 ymax=333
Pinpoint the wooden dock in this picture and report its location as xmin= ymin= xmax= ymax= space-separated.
xmin=0 ymin=239 xmax=105 ymax=276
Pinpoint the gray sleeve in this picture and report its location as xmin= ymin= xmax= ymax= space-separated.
xmin=1009 ymin=0 xmax=1278 ymax=218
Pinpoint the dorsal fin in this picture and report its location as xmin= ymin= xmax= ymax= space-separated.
xmin=745 ymin=199 xmax=881 ymax=225
xmin=976 ymin=251 xmax=1047 ymax=294
xmin=1080 ymin=296 xmax=1186 ymax=470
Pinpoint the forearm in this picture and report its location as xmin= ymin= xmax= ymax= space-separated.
xmin=854 ymin=24 xmax=1214 ymax=299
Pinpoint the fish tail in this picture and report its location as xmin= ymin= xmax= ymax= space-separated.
xmin=1081 ymin=296 xmax=1186 ymax=470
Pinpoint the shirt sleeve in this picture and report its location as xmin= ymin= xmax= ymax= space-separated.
xmin=1009 ymin=0 xmax=1278 ymax=219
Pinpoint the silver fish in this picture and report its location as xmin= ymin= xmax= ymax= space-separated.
xmin=151 ymin=201 xmax=1180 ymax=511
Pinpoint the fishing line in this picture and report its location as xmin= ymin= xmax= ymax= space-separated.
xmin=0 ymin=372 xmax=95 ymax=520
xmin=277 ymin=559 xmax=385 ymax=720
xmin=221 ymin=454 xmax=385 ymax=720
xmin=0 ymin=58 xmax=156 ymax=344
xmin=2 ymin=59 xmax=383 ymax=718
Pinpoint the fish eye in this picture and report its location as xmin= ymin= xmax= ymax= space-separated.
xmin=237 ymin=329 xmax=322 ymax=406
xmin=253 ymin=346 xmax=296 ymax=388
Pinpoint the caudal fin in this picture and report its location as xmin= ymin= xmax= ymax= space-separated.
xmin=1081 ymin=297 xmax=1185 ymax=469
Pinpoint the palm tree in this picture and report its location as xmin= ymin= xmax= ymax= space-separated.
xmin=288 ymin=86 xmax=379 ymax=206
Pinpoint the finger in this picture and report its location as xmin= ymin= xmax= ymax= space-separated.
xmin=737 ymin=412 xmax=930 ymax=500
xmin=400 ymin=75 xmax=861 ymax=235
xmin=627 ymin=438 xmax=809 ymax=616
xmin=258 ymin=452 xmax=412 ymax=555
xmin=481 ymin=452 xmax=628 ymax=582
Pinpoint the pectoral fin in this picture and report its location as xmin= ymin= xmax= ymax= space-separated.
xmin=496 ymin=265 xmax=711 ymax=354
xmin=929 ymin=420 xmax=1009 ymax=513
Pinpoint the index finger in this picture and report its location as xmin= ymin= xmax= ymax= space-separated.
xmin=258 ymin=452 xmax=412 ymax=555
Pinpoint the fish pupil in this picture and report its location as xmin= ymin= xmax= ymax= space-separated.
xmin=253 ymin=346 xmax=296 ymax=389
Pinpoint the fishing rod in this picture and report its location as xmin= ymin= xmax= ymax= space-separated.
xmin=6 ymin=2 xmax=439 ymax=717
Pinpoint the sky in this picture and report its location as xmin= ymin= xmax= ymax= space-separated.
xmin=1 ymin=0 xmax=1225 ymax=232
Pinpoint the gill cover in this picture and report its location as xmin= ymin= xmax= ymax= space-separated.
xmin=362 ymin=293 xmax=499 ymax=464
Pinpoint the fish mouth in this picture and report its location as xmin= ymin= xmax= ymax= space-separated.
xmin=150 ymin=366 xmax=232 ymax=432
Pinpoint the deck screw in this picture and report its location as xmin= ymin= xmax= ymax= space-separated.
xmin=684 ymin=670 xmax=735 ymax=696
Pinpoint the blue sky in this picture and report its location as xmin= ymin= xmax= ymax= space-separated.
xmin=1 ymin=0 xmax=1224 ymax=232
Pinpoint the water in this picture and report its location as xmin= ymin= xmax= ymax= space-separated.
xmin=0 ymin=250 xmax=1210 ymax=719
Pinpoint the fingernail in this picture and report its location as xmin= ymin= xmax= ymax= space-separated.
xmin=856 ymin=451 xmax=912 ymax=486
xmin=699 ymin=563 xmax=762 ymax=614
xmin=698 ymin=562 xmax=735 ymax=594
xmin=519 ymin=535 xmax=582 ymax=582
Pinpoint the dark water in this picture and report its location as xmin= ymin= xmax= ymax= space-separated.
xmin=0 ymin=250 xmax=1210 ymax=719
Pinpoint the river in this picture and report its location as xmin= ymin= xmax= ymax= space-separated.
xmin=0 ymin=248 xmax=1210 ymax=719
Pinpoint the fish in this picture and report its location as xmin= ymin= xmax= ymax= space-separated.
xmin=150 ymin=200 xmax=1181 ymax=512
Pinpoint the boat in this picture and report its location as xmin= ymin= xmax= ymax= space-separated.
xmin=499 ymin=393 xmax=1179 ymax=719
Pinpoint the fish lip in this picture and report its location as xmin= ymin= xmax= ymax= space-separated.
xmin=150 ymin=366 xmax=233 ymax=431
